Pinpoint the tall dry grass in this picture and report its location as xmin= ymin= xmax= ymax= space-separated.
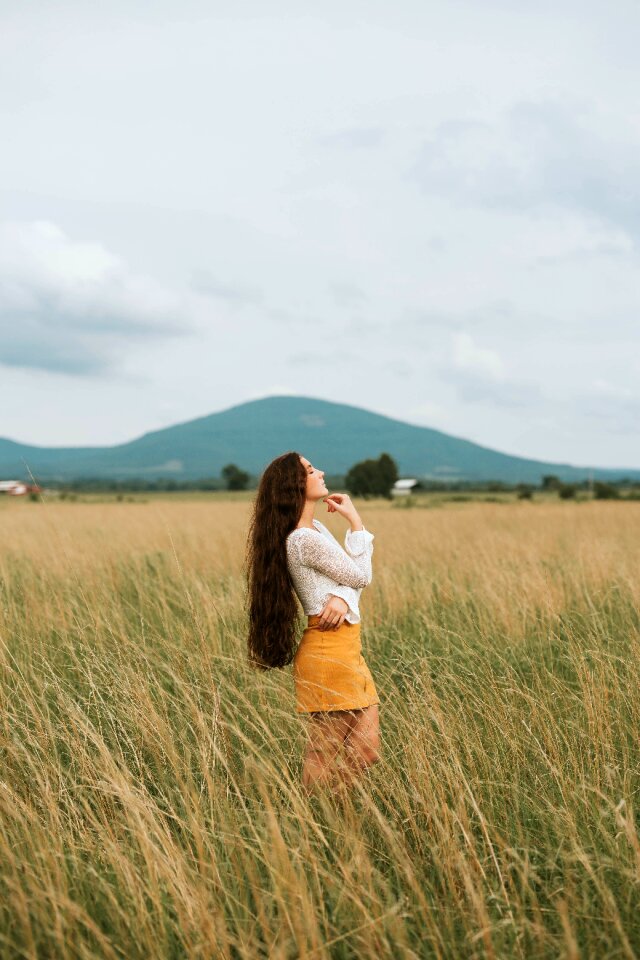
xmin=0 ymin=495 xmax=639 ymax=958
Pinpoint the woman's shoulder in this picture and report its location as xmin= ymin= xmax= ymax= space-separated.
xmin=286 ymin=525 xmax=314 ymax=544
xmin=286 ymin=520 xmax=327 ymax=550
xmin=287 ymin=519 xmax=324 ymax=537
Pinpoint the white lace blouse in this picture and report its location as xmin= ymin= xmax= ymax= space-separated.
xmin=285 ymin=518 xmax=375 ymax=624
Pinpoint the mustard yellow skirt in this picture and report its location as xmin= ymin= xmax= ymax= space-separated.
xmin=293 ymin=614 xmax=380 ymax=713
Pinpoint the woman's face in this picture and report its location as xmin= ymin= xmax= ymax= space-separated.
xmin=299 ymin=456 xmax=328 ymax=500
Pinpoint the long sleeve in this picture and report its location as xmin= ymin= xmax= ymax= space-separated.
xmin=329 ymin=530 xmax=375 ymax=616
xmin=343 ymin=527 xmax=374 ymax=583
xmin=296 ymin=531 xmax=372 ymax=589
xmin=324 ymin=585 xmax=360 ymax=621
xmin=345 ymin=528 xmax=374 ymax=560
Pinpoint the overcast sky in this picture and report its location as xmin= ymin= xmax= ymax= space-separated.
xmin=1 ymin=0 xmax=638 ymax=468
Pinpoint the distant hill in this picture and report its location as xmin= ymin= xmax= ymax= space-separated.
xmin=1 ymin=395 xmax=638 ymax=485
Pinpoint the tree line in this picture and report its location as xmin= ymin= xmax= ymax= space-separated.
xmin=33 ymin=457 xmax=640 ymax=499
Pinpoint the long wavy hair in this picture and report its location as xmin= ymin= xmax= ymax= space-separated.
xmin=244 ymin=450 xmax=308 ymax=670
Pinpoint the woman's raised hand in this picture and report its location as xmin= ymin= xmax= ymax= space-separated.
xmin=322 ymin=492 xmax=360 ymax=524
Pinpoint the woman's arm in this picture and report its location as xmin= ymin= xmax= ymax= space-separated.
xmin=344 ymin=527 xmax=374 ymax=560
xmin=296 ymin=531 xmax=372 ymax=588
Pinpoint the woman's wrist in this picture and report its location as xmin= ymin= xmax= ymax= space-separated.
xmin=348 ymin=516 xmax=364 ymax=532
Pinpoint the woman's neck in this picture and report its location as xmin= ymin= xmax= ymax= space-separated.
xmin=296 ymin=501 xmax=317 ymax=529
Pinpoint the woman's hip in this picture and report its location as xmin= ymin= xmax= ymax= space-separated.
xmin=304 ymin=613 xmax=361 ymax=633
xmin=296 ymin=615 xmax=363 ymax=661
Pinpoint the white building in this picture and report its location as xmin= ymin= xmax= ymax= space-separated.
xmin=0 ymin=480 xmax=30 ymax=496
xmin=391 ymin=478 xmax=420 ymax=497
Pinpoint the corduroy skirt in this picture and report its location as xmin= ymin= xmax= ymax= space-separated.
xmin=293 ymin=614 xmax=380 ymax=713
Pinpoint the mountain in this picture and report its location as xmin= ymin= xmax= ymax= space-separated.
xmin=1 ymin=395 xmax=638 ymax=485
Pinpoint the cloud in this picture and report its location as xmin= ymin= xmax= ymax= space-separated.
xmin=440 ymin=332 xmax=540 ymax=408
xmin=286 ymin=349 xmax=359 ymax=365
xmin=329 ymin=281 xmax=367 ymax=306
xmin=574 ymin=379 xmax=640 ymax=434
xmin=316 ymin=127 xmax=386 ymax=149
xmin=262 ymin=384 xmax=297 ymax=397
xmin=411 ymin=101 xmax=640 ymax=237
xmin=190 ymin=269 xmax=263 ymax=306
xmin=0 ymin=221 xmax=195 ymax=375
xmin=405 ymin=400 xmax=450 ymax=427
xmin=382 ymin=358 xmax=414 ymax=378
xmin=452 ymin=332 xmax=505 ymax=380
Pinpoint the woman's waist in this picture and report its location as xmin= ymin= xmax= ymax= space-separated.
xmin=305 ymin=613 xmax=362 ymax=631
xmin=298 ymin=617 xmax=362 ymax=654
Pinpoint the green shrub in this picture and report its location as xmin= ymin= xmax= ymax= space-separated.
xmin=594 ymin=482 xmax=620 ymax=500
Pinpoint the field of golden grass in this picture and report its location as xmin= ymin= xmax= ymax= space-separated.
xmin=1 ymin=494 xmax=639 ymax=958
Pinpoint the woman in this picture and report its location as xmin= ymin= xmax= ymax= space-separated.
xmin=245 ymin=450 xmax=381 ymax=794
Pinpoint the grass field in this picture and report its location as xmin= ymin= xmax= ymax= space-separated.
xmin=1 ymin=494 xmax=639 ymax=958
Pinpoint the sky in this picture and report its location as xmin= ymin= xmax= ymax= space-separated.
xmin=1 ymin=0 xmax=639 ymax=468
